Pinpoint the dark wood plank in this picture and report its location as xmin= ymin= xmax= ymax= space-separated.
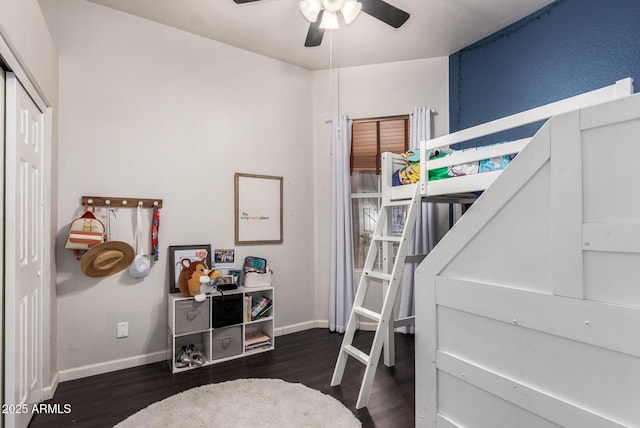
xmin=29 ymin=329 xmax=414 ymax=428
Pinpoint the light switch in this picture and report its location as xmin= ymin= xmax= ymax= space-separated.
xmin=117 ymin=322 xmax=129 ymax=338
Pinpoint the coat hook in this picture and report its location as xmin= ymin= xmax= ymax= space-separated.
xmin=88 ymin=199 xmax=94 ymax=205
xmin=138 ymin=201 xmax=144 ymax=207
xmin=122 ymin=200 xmax=128 ymax=206
xmin=153 ymin=201 xmax=159 ymax=207
xmin=105 ymin=199 xmax=111 ymax=206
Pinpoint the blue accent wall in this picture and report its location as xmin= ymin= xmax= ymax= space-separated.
xmin=449 ymin=0 xmax=640 ymax=146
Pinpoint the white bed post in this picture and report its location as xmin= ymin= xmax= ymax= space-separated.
xmin=419 ymin=139 xmax=428 ymax=196
xmin=615 ymin=77 xmax=634 ymax=97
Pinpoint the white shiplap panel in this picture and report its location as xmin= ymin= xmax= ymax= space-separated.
xmin=583 ymin=223 xmax=640 ymax=254
xmin=435 ymin=277 xmax=640 ymax=358
xmin=584 ymin=251 xmax=640 ymax=309
xmin=440 ymin=162 xmax=552 ymax=293
xmin=437 ymin=371 xmax=563 ymax=428
xmin=437 ymin=351 xmax=629 ymax=428
xmin=436 ymin=305 xmax=640 ymax=424
xmin=582 ymin=119 xmax=640 ymax=224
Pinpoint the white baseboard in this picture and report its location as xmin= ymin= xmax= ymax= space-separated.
xmin=274 ymin=320 xmax=327 ymax=336
xmin=359 ymin=321 xmax=378 ymax=331
xmin=56 ymin=321 xmax=377 ymax=382
xmin=58 ymin=350 xmax=167 ymax=382
xmin=42 ymin=371 xmax=60 ymax=400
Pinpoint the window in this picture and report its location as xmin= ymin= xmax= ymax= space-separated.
xmin=351 ymin=116 xmax=409 ymax=174
xmin=351 ymin=115 xmax=409 ymax=268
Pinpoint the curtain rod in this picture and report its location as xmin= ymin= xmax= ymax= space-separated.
xmin=324 ymin=108 xmax=436 ymax=124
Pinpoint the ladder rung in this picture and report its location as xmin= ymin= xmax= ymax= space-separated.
xmin=373 ymin=235 xmax=402 ymax=243
xmin=353 ymin=306 xmax=381 ymax=322
xmin=385 ymin=200 xmax=413 ymax=207
xmin=344 ymin=345 xmax=370 ymax=365
xmin=364 ymin=271 xmax=392 ymax=282
xmin=394 ymin=316 xmax=415 ymax=328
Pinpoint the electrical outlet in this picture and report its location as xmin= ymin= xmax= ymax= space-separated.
xmin=117 ymin=322 xmax=129 ymax=338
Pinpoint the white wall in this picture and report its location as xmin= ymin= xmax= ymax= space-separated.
xmin=43 ymin=0 xmax=316 ymax=379
xmin=0 ymin=0 xmax=59 ymax=395
xmin=0 ymin=0 xmax=58 ymax=100
xmin=41 ymin=0 xmax=450 ymax=379
xmin=311 ymin=57 xmax=450 ymax=323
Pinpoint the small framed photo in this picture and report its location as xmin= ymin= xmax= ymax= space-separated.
xmin=168 ymin=245 xmax=212 ymax=294
xmin=211 ymin=275 xmax=236 ymax=286
xmin=228 ymin=269 xmax=242 ymax=282
xmin=214 ymin=248 xmax=236 ymax=269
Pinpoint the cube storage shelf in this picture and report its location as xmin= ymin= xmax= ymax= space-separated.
xmin=167 ymin=286 xmax=274 ymax=373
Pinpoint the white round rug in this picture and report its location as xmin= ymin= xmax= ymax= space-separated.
xmin=114 ymin=378 xmax=361 ymax=428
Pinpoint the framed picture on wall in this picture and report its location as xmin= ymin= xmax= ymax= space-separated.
xmin=234 ymin=173 xmax=283 ymax=245
xmin=168 ymin=244 xmax=212 ymax=294
xmin=213 ymin=248 xmax=236 ymax=268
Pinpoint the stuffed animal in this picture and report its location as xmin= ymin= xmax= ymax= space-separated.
xmin=178 ymin=258 xmax=226 ymax=301
xmin=198 ymin=268 xmax=225 ymax=296
xmin=392 ymin=150 xmax=422 ymax=185
xmin=209 ymin=269 xmax=223 ymax=281
xmin=178 ymin=258 xmax=210 ymax=300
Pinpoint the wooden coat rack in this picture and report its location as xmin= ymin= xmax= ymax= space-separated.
xmin=81 ymin=196 xmax=163 ymax=209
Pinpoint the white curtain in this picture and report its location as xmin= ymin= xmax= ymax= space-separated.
xmin=329 ymin=114 xmax=356 ymax=333
xmin=398 ymin=106 xmax=436 ymax=334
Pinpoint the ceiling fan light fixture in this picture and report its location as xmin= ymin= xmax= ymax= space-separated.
xmin=340 ymin=0 xmax=361 ymax=24
xmin=299 ymin=0 xmax=322 ymax=22
xmin=319 ymin=10 xmax=340 ymax=29
xmin=322 ymin=0 xmax=345 ymax=13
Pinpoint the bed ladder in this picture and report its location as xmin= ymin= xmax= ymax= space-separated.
xmin=331 ymin=183 xmax=421 ymax=409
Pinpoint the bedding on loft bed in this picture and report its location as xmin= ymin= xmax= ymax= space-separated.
xmin=392 ymin=143 xmax=515 ymax=186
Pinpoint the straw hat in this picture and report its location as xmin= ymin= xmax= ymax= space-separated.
xmin=81 ymin=241 xmax=135 ymax=278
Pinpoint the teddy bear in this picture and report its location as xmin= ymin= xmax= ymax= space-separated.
xmin=178 ymin=258 xmax=224 ymax=301
xmin=178 ymin=258 xmax=209 ymax=300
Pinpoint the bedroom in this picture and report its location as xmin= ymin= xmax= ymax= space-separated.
xmin=1 ymin=0 xmax=639 ymax=427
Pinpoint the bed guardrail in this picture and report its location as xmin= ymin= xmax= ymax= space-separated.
xmin=418 ymin=78 xmax=634 ymax=195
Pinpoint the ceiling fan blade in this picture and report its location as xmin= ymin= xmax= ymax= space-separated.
xmin=360 ymin=0 xmax=410 ymax=28
xmin=233 ymin=0 xmax=264 ymax=3
xmin=304 ymin=10 xmax=325 ymax=47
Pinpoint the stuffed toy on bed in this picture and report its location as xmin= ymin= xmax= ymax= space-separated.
xmin=392 ymin=150 xmax=422 ymax=186
xmin=392 ymin=149 xmax=452 ymax=185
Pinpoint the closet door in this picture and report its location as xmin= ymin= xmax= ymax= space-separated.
xmin=4 ymin=72 xmax=44 ymax=428
xmin=0 ymin=66 xmax=4 ymax=428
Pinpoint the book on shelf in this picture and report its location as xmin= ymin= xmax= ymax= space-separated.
xmin=244 ymin=330 xmax=271 ymax=351
xmin=244 ymin=295 xmax=252 ymax=323
xmin=250 ymin=297 xmax=272 ymax=319
xmin=251 ymin=302 xmax=272 ymax=321
xmin=245 ymin=330 xmax=270 ymax=346
xmin=245 ymin=342 xmax=272 ymax=352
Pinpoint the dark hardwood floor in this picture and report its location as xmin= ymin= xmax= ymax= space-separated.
xmin=29 ymin=329 xmax=415 ymax=428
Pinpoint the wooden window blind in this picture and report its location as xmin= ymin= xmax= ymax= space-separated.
xmin=351 ymin=115 xmax=409 ymax=174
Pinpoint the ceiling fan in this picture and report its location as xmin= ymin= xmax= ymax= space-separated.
xmin=233 ymin=0 xmax=410 ymax=47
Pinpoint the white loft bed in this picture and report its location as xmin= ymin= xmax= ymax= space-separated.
xmin=411 ymin=81 xmax=640 ymax=428
xmin=382 ymin=78 xmax=634 ymax=204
